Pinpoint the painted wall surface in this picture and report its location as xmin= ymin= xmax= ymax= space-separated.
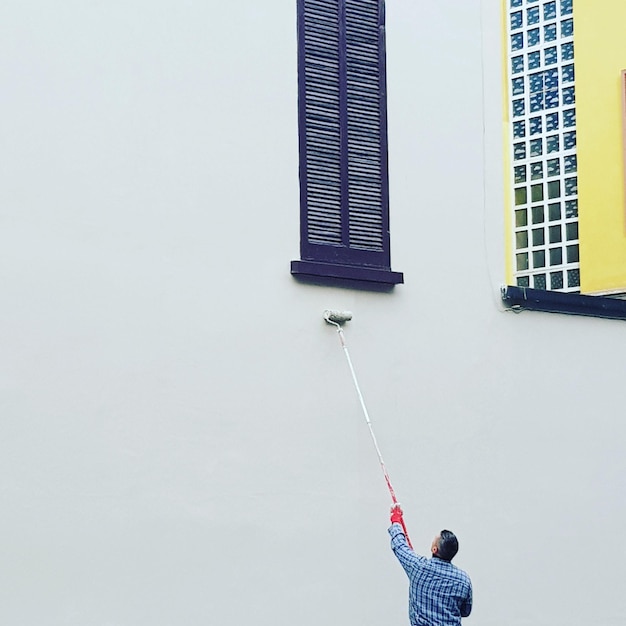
xmin=1 ymin=2 xmax=625 ymax=626
xmin=575 ymin=0 xmax=626 ymax=293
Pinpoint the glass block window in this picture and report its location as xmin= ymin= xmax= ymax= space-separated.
xmin=507 ymin=0 xmax=579 ymax=292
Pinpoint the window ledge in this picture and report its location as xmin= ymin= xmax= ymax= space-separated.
xmin=502 ymin=285 xmax=626 ymax=320
xmin=291 ymin=260 xmax=404 ymax=289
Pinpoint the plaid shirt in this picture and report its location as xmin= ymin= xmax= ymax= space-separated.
xmin=389 ymin=523 xmax=472 ymax=626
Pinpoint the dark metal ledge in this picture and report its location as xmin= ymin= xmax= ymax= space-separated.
xmin=502 ymin=285 xmax=626 ymax=321
xmin=291 ymin=260 xmax=404 ymax=289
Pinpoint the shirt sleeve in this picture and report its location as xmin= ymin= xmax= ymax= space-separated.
xmin=460 ymin=579 xmax=473 ymax=617
xmin=388 ymin=523 xmax=425 ymax=576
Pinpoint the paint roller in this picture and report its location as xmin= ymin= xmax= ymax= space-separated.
xmin=324 ymin=310 xmax=412 ymax=548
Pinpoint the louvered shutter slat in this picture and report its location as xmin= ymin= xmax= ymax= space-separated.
xmin=345 ymin=0 xmax=384 ymax=252
xmin=301 ymin=0 xmax=342 ymax=246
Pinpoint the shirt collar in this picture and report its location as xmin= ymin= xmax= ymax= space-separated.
xmin=431 ymin=556 xmax=452 ymax=565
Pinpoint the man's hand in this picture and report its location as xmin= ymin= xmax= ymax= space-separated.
xmin=390 ymin=503 xmax=404 ymax=524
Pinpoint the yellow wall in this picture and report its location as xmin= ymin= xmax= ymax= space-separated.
xmin=576 ymin=0 xmax=626 ymax=293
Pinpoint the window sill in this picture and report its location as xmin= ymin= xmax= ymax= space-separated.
xmin=502 ymin=285 xmax=626 ymax=320
xmin=291 ymin=260 xmax=404 ymax=290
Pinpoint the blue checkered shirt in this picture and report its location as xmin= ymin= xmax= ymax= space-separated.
xmin=389 ymin=523 xmax=472 ymax=626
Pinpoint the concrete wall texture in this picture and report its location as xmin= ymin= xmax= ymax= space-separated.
xmin=1 ymin=1 xmax=624 ymax=625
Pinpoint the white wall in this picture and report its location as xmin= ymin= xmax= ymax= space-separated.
xmin=1 ymin=1 xmax=624 ymax=625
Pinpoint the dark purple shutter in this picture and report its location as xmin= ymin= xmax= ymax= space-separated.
xmin=292 ymin=0 xmax=403 ymax=285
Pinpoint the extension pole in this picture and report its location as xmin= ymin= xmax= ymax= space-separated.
xmin=325 ymin=312 xmax=412 ymax=548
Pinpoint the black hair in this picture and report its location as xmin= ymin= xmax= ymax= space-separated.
xmin=437 ymin=530 xmax=459 ymax=562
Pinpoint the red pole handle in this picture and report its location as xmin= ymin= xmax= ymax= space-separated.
xmin=399 ymin=517 xmax=412 ymax=549
xmin=390 ymin=496 xmax=413 ymax=549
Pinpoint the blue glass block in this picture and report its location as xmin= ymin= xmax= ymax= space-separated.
xmin=516 ymin=230 xmax=529 ymax=248
xmin=513 ymin=99 xmax=526 ymax=117
xmin=530 ymin=139 xmax=543 ymax=156
xmin=561 ymin=18 xmax=573 ymax=37
xmin=546 ymin=134 xmax=560 ymax=152
xmin=566 ymin=222 xmax=578 ymax=240
xmin=545 ymin=68 xmax=559 ymax=90
xmin=531 ymin=162 xmax=543 ymax=179
xmin=544 ymin=23 xmax=557 ymax=42
xmin=532 ymin=228 xmax=545 ymax=246
xmin=561 ymin=0 xmax=573 ymax=16
xmin=567 ymin=244 xmax=579 ymax=263
xmin=515 ymin=165 xmax=527 ymax=183
xmin=534 ymin=273 xmax=547 ymax=289
xmin=545 ymin=90 xmax=559 ymax=109
xmin=529 ymin=72 xmax=544 ymax=93
xmin=551 ymin=271 xmax=564 ymax=289
xmin=513 ymin=121 xmax=526 ymax=138
xmin=514 ymin=142 xmax=527 ymax=160
xmin=567 ymin=269 xmax=580 ymax=288
xmin=550 ymin=247 xmax=563 ymax=265
xmin=548 ymin=203 xmax=561 ymax=221
xmin=517 ymin=253 xmax=529 ymax=271
xmin=528 ymin=28 xmax=540 ymax=47
xmin=547 ymin=180 xmax=561 ymax=199
xmin=511 ymin=33 xmax=524 ymax=51
xmin=512 ymin=55 xmax=524 ymax=74
xmin=562 ymin=86 xmax=575 ymax=105
xmin=517 ymin=276 xmax=530 ymax=287
xmin=529 ymin=117 xmax=542 ymax=135
xmin=527 ymin=7 xmax=540 ymax=25
xmin=530 ymin=93 xmax=544 ymax=112
xmin=562 ymin=64 xmax=575 ymax=83
xmin=528 ymin=51 xmax=541 ymax=69
xmin=541 ymin=242 xmax=557 ymax=263
xmin=516 ymin=208 xmax=528 ymax=227
xmin=565 ymin=199 xmax=578 ymax=218
xmin=562 ymin=42 xmax=574 ymax=61
xmin=565 ymin=177 xmax=577 ymax=196
xmin=511 ymin=11 xmax=523 ymax=29
xmin=563 ymin=131 xmax=576 ymax=150
xmin=511 ymin=0 xmax=522 ymax=6
xmin=547 ymin=158 xmax=560 ymax=176
xmin=549 ymin=224 xmax=562 ymax=242
xmin=564 ymin=155 xmax=576 ymax=173
xmin=544 ymin=1 xmax=557 ymax=20
xmin=512 ymin=77 xmax=525 ymax=95
xmin=544 ymin=51 xmax=559 ymax=69
xmin=563 ymin=108 xmax=576 ymax=127
xmin=546 ymin=113 xmax=559 ymax=132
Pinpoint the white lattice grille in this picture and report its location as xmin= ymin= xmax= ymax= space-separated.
xmin=507 ymin=0 xmax=580 ymax=292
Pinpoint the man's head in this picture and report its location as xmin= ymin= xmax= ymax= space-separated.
xmin=430 ymin=530 xmax=459 ymax=562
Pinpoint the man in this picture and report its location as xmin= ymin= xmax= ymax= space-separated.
xmin=388 ymin=504 xmax=472 ymax=626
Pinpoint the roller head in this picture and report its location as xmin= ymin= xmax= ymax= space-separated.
xmin=323 ymin=310 xmax=353 ymax=325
